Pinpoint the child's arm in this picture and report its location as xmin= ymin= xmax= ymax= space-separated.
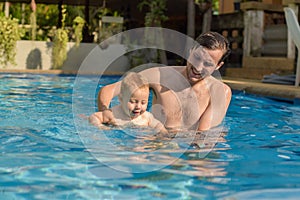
xmin=89 ymin=112 xmax=104 ymax=127
xmin=147 ymin=113 xmax=168 ymax=134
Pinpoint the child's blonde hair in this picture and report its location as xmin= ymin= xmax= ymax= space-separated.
xmin=120 ymin=72 xmax=149 ymax=101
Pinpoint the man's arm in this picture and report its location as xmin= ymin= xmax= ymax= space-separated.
xmin=197 ymin=83 xmax=231 ymax=131
xmin=97 ymin=81 xmax=121 ymax=124
xmin=97 ymin=81 xmax=121 ymax=111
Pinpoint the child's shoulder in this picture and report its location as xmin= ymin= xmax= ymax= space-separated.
xmin=142 ymin=111 xmax=154 ymax=118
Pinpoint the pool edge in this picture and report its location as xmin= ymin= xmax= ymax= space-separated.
xmin=1 ymin=69 xmax=300 ymax=104
xmin=0 ymin=69 xmax=124 ymax=76
xmin=223 ymin=77 xmax=300 ymax=104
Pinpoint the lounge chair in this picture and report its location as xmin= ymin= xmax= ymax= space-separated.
xmin=262 ymin=73 xmax=295 ymax=85
xmin=284 ymin=7 xmax=300 ymax=86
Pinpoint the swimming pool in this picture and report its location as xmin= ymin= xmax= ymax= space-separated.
xmin=1 ymin=73 xmax=300 ymax=199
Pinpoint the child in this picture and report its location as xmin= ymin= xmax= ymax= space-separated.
xmin=89 ymin=72 xmax=168 ymax=134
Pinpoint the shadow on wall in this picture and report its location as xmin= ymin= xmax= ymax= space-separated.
xmin=62 ymin=43 xmax=130 ymax=74
xmin=26 ymin=48 xmax=42 ymax=69
xmin=62 ymin=43 xmax=97 ymax=72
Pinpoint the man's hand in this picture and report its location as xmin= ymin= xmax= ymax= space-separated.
xmin=101 ymin=109 xmax=116 ymax=125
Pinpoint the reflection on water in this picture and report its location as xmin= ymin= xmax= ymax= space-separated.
xmin=79 ymin=117 xmax=229 ymax=179
xmin=3 ymin=74 xmax=300 ymax=199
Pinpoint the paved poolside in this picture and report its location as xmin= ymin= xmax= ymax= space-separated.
xmin=223 ymin=77 xmax=300 ymax=104
xmin=1 ymin=69 xmax=300 ymax=104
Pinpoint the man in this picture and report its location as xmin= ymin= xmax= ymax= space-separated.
xmin=96 ymin=31 xmax=231 ymax=132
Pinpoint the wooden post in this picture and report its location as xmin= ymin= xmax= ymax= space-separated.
xmin=21 ymin=3 xmax=25 ymax=25
xmin=243 ymin=10 xmax=264 ymax=56
xmin=241 ymin=2 xmax=284 ymax=57
xmin=4 ymin=1 xmax=9 ymax=17
xmin=187 ymin=0 xmax=195 ymax=38
xmin=202 ymin=7 xmax=212 ymax=33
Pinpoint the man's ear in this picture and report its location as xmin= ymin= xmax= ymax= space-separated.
xmin=215 ymin=61 xmax=224 ymax=70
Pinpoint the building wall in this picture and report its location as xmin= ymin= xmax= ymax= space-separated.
xmin=219 ymin=0 xmax=235 ymax=14
xmin=0 ymin=40 xmax=130 ymax=74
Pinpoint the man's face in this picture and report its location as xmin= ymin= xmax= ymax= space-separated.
xmin=186 ymin=46 xmax=224 ymax=84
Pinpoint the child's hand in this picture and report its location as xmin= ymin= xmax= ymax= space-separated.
xmin=89 ymin=112 xmax=103 ymax=127
xmin=89 ymin=111 xmax=117 ymax=127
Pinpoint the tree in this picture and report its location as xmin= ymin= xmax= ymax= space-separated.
xmin=52 ymin=5 xmax=68 ymax=69
xmin=195 ymin=0 xmax=219 ymax=33
xmin=138 ymin=0 xmax=168 ymax=27
xmin=138 ymin=0 xmax=168 ymax=65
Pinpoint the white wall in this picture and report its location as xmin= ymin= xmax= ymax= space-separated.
xmin=0 ymin=40 xmax=130 ymax=74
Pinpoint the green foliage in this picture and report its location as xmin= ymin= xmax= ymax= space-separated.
xmin=52 ymin=28 xmax=68 ymax=69
xmin=65 ymin=6 xmax=84 ymax=26
xmin=138 ymin=0 xmax=168 ymax=27
xmin=10 ymin=3 xmax=58 ymax=27
xmin=194 ymin=0 xmax=219 ymax=13
xmin=137 ymin=0 xmax=168 ymax=66
xmin=36 ymin=5 xmax=58 ymax=27
xmin=9 ymin=3 xmax=31 ymax=24
xmin=98 ymin=7 xmax=112 ymax=18
xmin=0 ymin=15 xmax=23 ymax=66
xmin=98 ymin=7 xmax=123 ymax=43
xmin=73 ymin=16 xmax=85 ymax=47
xmin=60 ymin=5 xmax=67 ymax=29
xmin=52 ymin=5 xmax=68 ymax=69
xmin=9 ymin=3 xmax=86 ymax=41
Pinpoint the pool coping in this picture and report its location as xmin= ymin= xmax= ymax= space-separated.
xmin=0 ymin=69 xmax=124 ymax=75
xmin=1 ymin=69 xmax=300 ymax=104
xmin=223 ymin=77 xmax=300 ymax=104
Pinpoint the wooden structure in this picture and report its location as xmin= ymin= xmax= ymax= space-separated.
xmin=211 ymin=11 xmax=244 ymax=71
xmin=225 ymin=0 xmax=300 ymax=79
xmin=225 ymin=0 xmax=300 ymax=83
xmin=1 ymin=0 xmax=300 ymax=84
xmin=0 ymin=0 xmax=102 ymax=6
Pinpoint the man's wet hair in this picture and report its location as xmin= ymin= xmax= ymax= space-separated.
xmin=195 ymin=31 xmax=231 ymax=64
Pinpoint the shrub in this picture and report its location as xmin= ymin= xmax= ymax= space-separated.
xmin=0 ymin=15 xmax=23 ymax=66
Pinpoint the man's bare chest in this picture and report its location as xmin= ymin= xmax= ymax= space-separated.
xmin=155 ymin=87 xmax=209 ymax=118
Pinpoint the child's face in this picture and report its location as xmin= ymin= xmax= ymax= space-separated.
xmin=122 ymin=87 xmax=149 ymax=119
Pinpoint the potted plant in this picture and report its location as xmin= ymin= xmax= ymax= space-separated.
xmin=0 ymin=15 xmax=23 ymax=66
xmin=73 ymin=16 xmax=85 ymax=47
xmin=51 ymin=5 xmax=68 ymax=69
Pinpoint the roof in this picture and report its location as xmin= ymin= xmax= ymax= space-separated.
xmin=0 ymin=0 xmax=105 ymax=6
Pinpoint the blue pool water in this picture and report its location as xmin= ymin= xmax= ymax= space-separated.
xmin=1 ymin=73 xmax=300 ymax=199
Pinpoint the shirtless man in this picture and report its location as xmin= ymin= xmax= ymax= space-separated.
xmin=97 ymin=31 xmax=232 ymax=131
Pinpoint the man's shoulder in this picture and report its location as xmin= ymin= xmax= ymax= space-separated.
xmin=140 ymin=65 xmax=184 ymax=72
xmin=139 ymin=66 xmax=185 ymax=84
xmin=207 ymin=77 xmax=232 ymax=93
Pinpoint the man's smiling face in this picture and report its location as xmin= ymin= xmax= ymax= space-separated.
xmin=186 ymin=46 xmax=224 ymax=84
